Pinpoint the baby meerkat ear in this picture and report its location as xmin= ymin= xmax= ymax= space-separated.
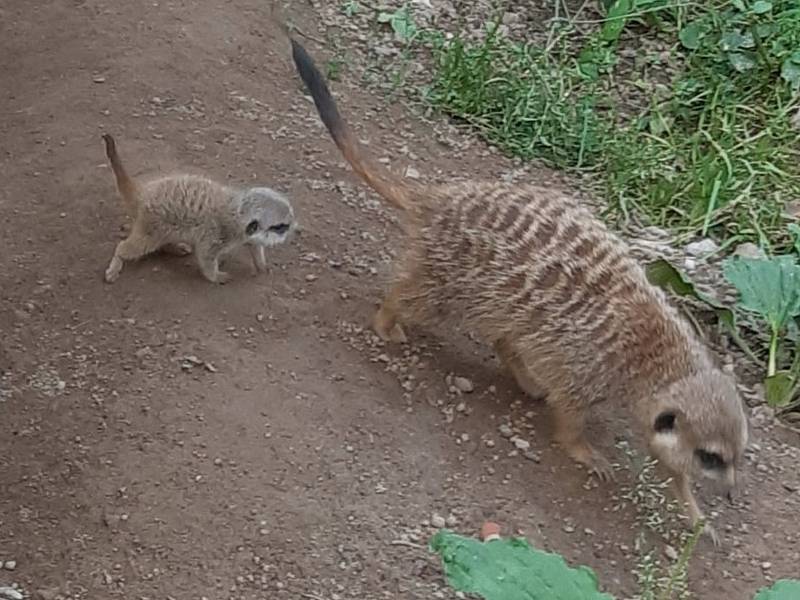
xmin=246 ymin=219 xmax=259 ymax=235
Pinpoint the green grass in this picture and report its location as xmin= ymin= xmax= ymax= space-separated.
xmin=403 ymin=0 xmax=800 ymax=251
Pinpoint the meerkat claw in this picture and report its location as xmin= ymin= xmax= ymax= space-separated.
xmin=588 ymin=456 xmax=616 ymax=483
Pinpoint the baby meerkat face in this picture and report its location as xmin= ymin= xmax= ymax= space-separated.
xmin=649 ymin=370 xmax=748 ymax=494
xmin=238 ymin=187 xmax=296 ymax=247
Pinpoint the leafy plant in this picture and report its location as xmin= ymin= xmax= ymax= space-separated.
xmin=723 ymin=255 xmax=800 ymax=406
xmin=645 ymin=259 xmax=756 ymax=361
xmin=430 ymin=527 xmax=800 ymax=599
xmin=377 ymin=5 xmax=418 ymax=42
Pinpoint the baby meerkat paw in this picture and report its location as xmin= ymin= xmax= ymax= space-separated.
xmin=215 ymin=271 xmax=232 ymax=284
xmin=701 ymin=522 xmax=721 ymax=547
xmin=104 ymin=258 xmax=122 ymax=283
xmin=162 ymin=242 xmax=192 ymax=256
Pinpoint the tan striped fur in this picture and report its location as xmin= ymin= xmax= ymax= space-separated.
xmin=289 ymin=37 xmax=748 ymax=545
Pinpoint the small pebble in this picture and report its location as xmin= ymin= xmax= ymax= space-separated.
xmin=453 ymin=377 xmax=474 ymax=393
xmin=431 ymin=513 xmax=446 ymax=529
xmin=512 ymin=438 xmax=530 ymax=451
xmin=498 ymin=424 xmax=513 ymax=438
xmin=685 ymin=238 xmax=719 ymax=257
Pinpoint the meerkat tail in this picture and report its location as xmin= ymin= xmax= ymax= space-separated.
xmin=101 ymin=133 xmax=139 ymax=214
xmin=288 ymin=38 xmax=416 ymax=213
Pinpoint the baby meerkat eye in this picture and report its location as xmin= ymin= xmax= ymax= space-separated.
xmin=269 ymin=223 xmax=290 ymax=235
xmin=695 ymin=449 xmax=725 ymax=470
xmin=246 ymin=220 xmax=260 ymax=235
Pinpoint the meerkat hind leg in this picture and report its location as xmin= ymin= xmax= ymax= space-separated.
xmin=494 ymin=339 xmax=547 ymax=400
xmin=551 ymin=400 xmax=615 ymax=482
xmin=196 ymin=248 xmax=230 ymax=284
xmin=105 ymin=232 xmax=160 ymax=283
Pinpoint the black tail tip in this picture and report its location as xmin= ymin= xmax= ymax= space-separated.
xmin=101 ymin=133 xmax=116 ymax=152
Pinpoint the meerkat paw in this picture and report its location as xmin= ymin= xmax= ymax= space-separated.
xmin=698 ymin=521 xmax=721 ymax=547
xmin=372 ymin=310 xmax=407 ymax=343
xmin=565 ymin=442 xmax=616 ymax=482
xmin=587 ymin=454 xmax=616 ymax=483
xmin=162 ymin=242 xmax=192 ymax=256
xmin=104 ymin=258 xmax=123 ymax=283
xmin=374 ymin=320 xmax=407 ymax=343
xmin=214 ymin=271 xmax=231 ymax=284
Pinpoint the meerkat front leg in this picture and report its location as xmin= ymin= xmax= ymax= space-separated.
xmin=372 ymin=275 xmax=416 ymax=343
xmin=673 ymin=470 xmax=720 ymax=546
xmin=550 ymin=398 xmax=615 ymax=482
xmin=196 ymin=246 xmax=230 ymax=284
xmin=105 ymin=231 xmax=159 ymax=283
xmin=249 ymin=245 xmax=267 ymax=273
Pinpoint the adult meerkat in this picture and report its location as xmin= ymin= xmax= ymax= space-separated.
xmin=101 ymin=133 xmax=295 ymax=284
xmin=287 ymin=37 xmax=748 ymax=544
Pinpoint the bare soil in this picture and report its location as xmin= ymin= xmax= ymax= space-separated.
xmin=1 ymin=2 xmax=799 ymax=599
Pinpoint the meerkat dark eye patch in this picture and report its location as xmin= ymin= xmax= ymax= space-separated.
xmin=654 ymin=411 xmax=676 ymax=432
xmin=695 ymin=449 xmax=725 ymax=470
xmin=246 ymin=220 xmax=260 ymax=235
xmin=269 ymin=223 xmax=290 ymax=235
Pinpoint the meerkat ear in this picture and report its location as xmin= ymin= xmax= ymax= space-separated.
xmin=245 ymin=219 xmax=259 ymax=235
xmin=654 ymin=410 xmax=678 ymax=432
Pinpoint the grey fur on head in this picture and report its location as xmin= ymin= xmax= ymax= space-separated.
xmin=237 ymin=187 xmax=296 ymax=249
xmin=101 ymin=133 xmax=296 ymax=284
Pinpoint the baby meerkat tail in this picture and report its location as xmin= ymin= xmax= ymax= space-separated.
xmin=101 ymin=133 xmax=139 ymax=214
xmin=288 ymin=37 xmax=417 ymax=214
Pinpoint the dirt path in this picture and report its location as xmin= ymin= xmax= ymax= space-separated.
xmin=1 ymin=1 xmax=799 ymax=599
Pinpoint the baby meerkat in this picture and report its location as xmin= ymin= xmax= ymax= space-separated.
xmin=287 ymin=36 xmax=748 ymax=544
xmin=100 ymin=133 xmax=295 ymax=284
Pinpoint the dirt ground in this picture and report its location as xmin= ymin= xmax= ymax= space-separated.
xmin=1 ymin=1 xmax=799 ymax=599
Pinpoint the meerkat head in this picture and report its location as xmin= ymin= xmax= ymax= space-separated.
xmin=236 ymin=187 xmax=296 ymax=247
xmin=647 ymin=369 xmax=748 ymax=494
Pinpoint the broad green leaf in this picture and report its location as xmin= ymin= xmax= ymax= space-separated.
xmin=722 ymin=256 xmax=800 ymax=332
xmin=754 ymin=579 xmax=800 ymax=600
xmin=600 ymin=0 xmax=634 ymax=42
xmin=578 ymin=46 xmax=602 ymax=81
xmin=780 ymin=52 xmax=800 ymax=89
xmin=430 ymin=530 xmax=614 ymax=600
xmin=751 ymin=0 xmax=772 ymax=14
xmin=645 ymin=259 xmax=757 ymax=362
xmin=727 ymin=51 xmax=756 ymax=72
xmin=679 ymin=19 xmax=710 ymax=50
xmin=789 ymin=223 xmax=800 ymax=256
xmin=720 ymin=30 xmax=754 ymax=51
xmin=764 ymin=371 xmax=796 ymax=407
